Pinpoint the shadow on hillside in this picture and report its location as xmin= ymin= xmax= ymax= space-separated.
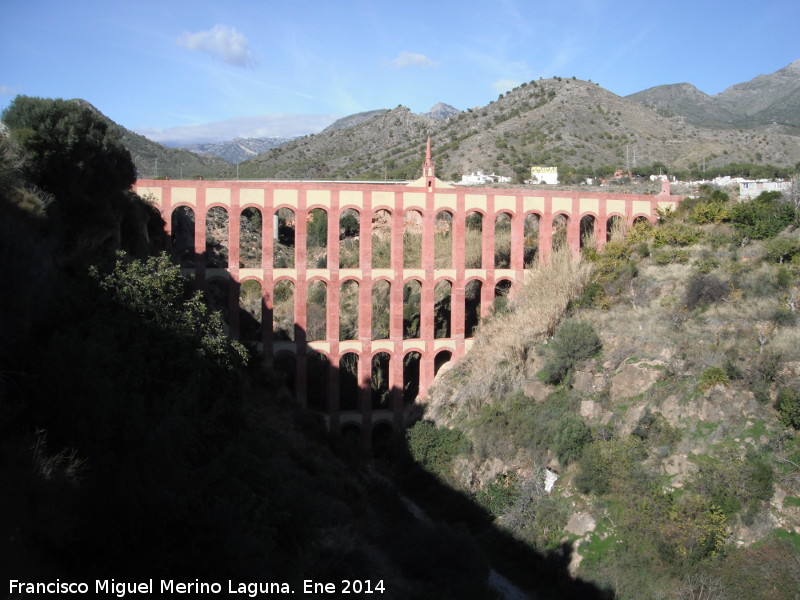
xmin=268 ymin=356 xmax=611 ymax=600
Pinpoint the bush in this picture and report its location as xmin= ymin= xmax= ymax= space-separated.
xmin=764 ymin=237 xmax=800 ymax=263
xmin=698 ymin=366 xmax=730 ymax=390
xmin=685 ymin=273 xmax=729 ymax=309
xmin=538 ymin=319 xmax=602 ymax=384
xmin=775 ymin=388 xmax=800 ymax=429
xmin=690 ymin=449 xmax=774 ymax=519
xmin=406 ymin=421 xmax=469 ymax=481
xmin=728 ymin=191 xmax=795 ymax=239
xmin=553 ymin=414 xmax=592 ymax=465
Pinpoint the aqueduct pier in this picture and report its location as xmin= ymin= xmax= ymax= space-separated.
xmin=135 ymin=146 xmax=682 ymax=443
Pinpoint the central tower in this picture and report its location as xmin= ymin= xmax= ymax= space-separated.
xmin=422 ymin=136 xmax=435 ymax=191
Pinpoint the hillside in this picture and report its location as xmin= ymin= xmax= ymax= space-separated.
xmin=1 ymin=95 xmax=617 ymax=600
xmin=182 ymin=136 xmax=300 ymax=164
xmin=71 ymin=99 xmax=233 ymax=179
xmin=628 ymin=59 xmax=800 ymax=133
xmin=231 ymin=77 xmax=800 ymax=182
xmin=414 ymin=189 xmax=800 ymax=600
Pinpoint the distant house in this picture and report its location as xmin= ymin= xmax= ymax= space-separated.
xmin=529 ymin=166 xmax=558 ymax=185
xmin=739 ymin=179 xmax=792 ymax=199
xmin=459 ymin=171 xmax=511 ymax=185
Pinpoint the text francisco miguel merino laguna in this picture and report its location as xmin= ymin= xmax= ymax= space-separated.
xmin=9 ymin=578 xmax=386 ymax=596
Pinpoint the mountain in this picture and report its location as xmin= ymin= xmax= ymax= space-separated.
xmin=322 ymin=109 xmax=390 ymax=133
xmin=424 ymin=102 xmax=461 ymax=121
xmin=628 ymin=59 xmax=800 ymax=131
xmin=230 ymin=76 xmax=800 ymax=182
xmin=182 ymin=136 xmax=300 ymax=164
xmin=70 ymin=100 xmax=233 ymax=179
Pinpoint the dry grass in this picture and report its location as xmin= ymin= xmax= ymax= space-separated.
xmin=434 ymin=249 xmax=591 ymax=411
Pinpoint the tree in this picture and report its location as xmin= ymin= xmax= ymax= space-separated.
xmin=2 ymin=96 xmax=135 ymax=206
xmin=2 ymin=96 xmax=157 ymax=263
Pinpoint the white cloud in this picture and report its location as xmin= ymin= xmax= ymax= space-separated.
xmin=0 ymin=84 xmax=18 ymax=96
xmin=492 ymin=79 xmax=522 ymax=94
xmin=387 ymin=51 xmax=435 ymax=69
xmin=177 ymin=24 xmax=255 ymax=68
xmin=136 ymin=113 xmax=341 ymax=146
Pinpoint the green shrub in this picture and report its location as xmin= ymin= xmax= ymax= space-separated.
xmin=475 ymin=472 xmax=519 ymax=517
xmin=553 ymin=414 xmax=593 ymax=465
xmin=690 ymin=449 xmax=774 ymax=519
xmin=632 ymin=409 xmax=681 ymax=449
xmin=651 ymin=223 xmax=704 ymax=248
xmin=406 ymin=421 xmax=469 ymax=482
xmin=574 ymin=437 xmax=647 ymax=496
xmin=538 ymin=319 xmax=602 ymax=385
xmin=775 ymin=387 xmax=800 ymax=429
xmin=653 ymin=247 xmax=691 ymax=265
xmin=764 ymin=237 xmax=800 ymax=263
xmin=698 ymin=366 xmax=730 ymax=390
xmin=728 ymin=191 xmax=795 ymax=239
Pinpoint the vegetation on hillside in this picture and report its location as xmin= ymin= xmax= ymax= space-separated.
xmin=1 ymin=95 xmax=615 ymax=599
xmin=415 ymin=184 xmax=800 ymax=600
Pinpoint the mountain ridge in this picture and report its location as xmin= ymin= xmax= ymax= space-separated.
xmin=627 ymin=59 xmax=800 ymax=131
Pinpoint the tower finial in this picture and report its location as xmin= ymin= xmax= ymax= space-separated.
xmin=422 ymin=137 xmax=435 ymax=185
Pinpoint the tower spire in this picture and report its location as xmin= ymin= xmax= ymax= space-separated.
xmin=422 ymin=137 xmax=435 ymax=189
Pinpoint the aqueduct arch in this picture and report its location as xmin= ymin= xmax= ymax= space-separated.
xmin=136 ymin=141 xmax=682 ymax=441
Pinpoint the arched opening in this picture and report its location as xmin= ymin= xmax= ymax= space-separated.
xmin=403 ymin=351 xmax=421 ymax=404
xmin=607 ymin=215 xmax=624 ymax=243
xmin=372 ymin=209 xmax=392 ymax=268
xmin=239 ymin=279 xmax=263 ymax=344
xmin=580 ymin=215 xmax=597 ymax=250
xmin=274 ymin=208 xmax=295 ymax=268
xmin=306 ymin=351 xmax=329 ymax=411
xmin=170 ymin=206 xmax=195 ymax=267
xmin=493 ymin=279 xmax=512 ymax=313
xmin=272 ymin=280 xmax=295 ymax=341
xmin=306 ymin=279 xmax=327 ymax=342
xmin=403 ymin=209 xmax=423 ymax=268
xmin=371 ymin=422 xmax=394 ymax=456
xmin=338 ymin=353 xmax=360 ymax=411
xmin=307 ymin=208 xmax=328 ymax=268
xmin=523 ymin=213 xmax=540 ymax=267
xmin=371 ymin=280 xmax=391 ymax=340
xmin=465 ymin=279 xmax=482 ymax=338
xmin=339 ymin=423 xmax=361 ymax=449
xmin=371 ymin=352 xmax=391 ymax=409
xmin=403 ymin=280 xmax=422 ymax=339
xmin=239 ymin=207 xmax=262 ymax=267
xmin=273 ymin=352 xmax=296 ymax=398
xmin=434 ymin=350 xmax=453 ymax=377
xmin=339 ymin=208 xmax=360 ymax=268
xmin=206 ymin=206 xmax=229 ymax=268
xmin=434 ymin=210 xmax=453 ymax=268
xmin=434 ymin=280 xmax=452 ymax=339
xmin=494 ymin=211 xmax=512 ymax=268
xmin=339 ymin=279 xmax=359 ymax=341
xmin=465 ymin=211 xmax=483 ymax=268
xmin=206 ymin=277 xmax=230 ymax=326
xmin=633 ymin=215 xmax=650 ymax=227
xmin=552 ymin=214 xmax=568 ymax=253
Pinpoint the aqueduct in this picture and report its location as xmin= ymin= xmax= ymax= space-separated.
xmin=135 ymin=141 xmax=682 ymax=444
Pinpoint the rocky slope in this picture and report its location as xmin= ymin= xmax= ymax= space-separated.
xmin=417 ymin=199 xmax=800 ymax=600
xmin=628 ymin=59 xmax=800 ymax=132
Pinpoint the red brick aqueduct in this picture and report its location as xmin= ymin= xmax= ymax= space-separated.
xmin=135 ymin=142 xmax=682 ymax=444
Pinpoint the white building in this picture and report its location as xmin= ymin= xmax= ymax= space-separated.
xmin=530 ymin=165 xmax=558 ymax=185
xmin=739 ymin=179 xmax=792 ymax=199
xmin=459 ymin=171 xmax=511 ymax=185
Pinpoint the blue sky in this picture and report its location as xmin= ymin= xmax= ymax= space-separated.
xmin=2 ymin=0 xmax=798 ymax=146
